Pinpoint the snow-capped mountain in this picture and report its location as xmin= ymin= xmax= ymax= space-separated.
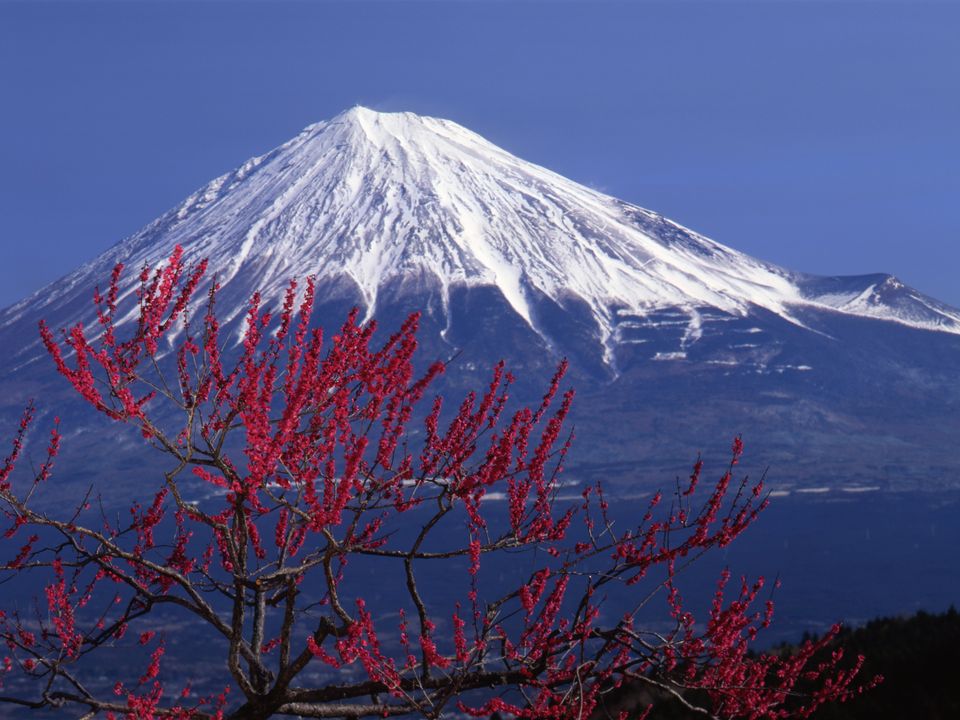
xmin=2 ymin=107 xmax=959 ymax=493
xmin=2 ymin=107 xmax=958 ymax=373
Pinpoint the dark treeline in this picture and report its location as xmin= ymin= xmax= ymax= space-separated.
xmin=580 ymin=606 xmax=960 ymax=720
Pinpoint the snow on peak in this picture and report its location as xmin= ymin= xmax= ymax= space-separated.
xmin=4 ymin=108 xmax=960 ymax=366
xmin=113 ymin=107 xmax=809 ymax=353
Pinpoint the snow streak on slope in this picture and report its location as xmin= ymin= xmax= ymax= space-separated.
xmin=3 ymin=107 xmax=960 ymax=368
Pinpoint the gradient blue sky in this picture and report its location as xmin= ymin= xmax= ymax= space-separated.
xmin=1 ymin=0 xmax=957 ymax=308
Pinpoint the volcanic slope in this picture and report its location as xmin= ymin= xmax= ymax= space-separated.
xmin=2 ymin=107 xmax=959 ymax=492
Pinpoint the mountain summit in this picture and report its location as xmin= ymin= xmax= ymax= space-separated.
xmin=3 ymin=107 xmax=958 ymax=375
xmin=3 ymin=108 xmax=960 ymax=491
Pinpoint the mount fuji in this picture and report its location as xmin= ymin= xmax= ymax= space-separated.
xmin=2 ymin=107 xmax=959 ymax=494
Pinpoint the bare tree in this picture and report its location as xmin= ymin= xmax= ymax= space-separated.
xmin=0 ymin=248 xmax=876 ymax=719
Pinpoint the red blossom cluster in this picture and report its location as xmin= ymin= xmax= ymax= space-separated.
xmin=0 ymin=247 xmax=877 ymax=719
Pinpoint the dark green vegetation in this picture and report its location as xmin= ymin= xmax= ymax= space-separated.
xmin=588 ymin=607 xmax=960 ymax=719
xmin=800 ymin=607 xmax=960 ymax=720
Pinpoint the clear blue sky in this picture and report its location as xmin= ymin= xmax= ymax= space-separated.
xmin=1 ymin=0 xmax=957 ymax=307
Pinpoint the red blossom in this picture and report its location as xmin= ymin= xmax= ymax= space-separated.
xmin=0 ymin=249 xmax=878 ymax=719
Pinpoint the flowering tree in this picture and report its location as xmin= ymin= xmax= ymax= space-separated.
xmin=0 ymin=248 xmax=876 ymax=719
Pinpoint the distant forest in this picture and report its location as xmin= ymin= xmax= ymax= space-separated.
xmin=583 ymin=607 xmax=960 ymax=720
